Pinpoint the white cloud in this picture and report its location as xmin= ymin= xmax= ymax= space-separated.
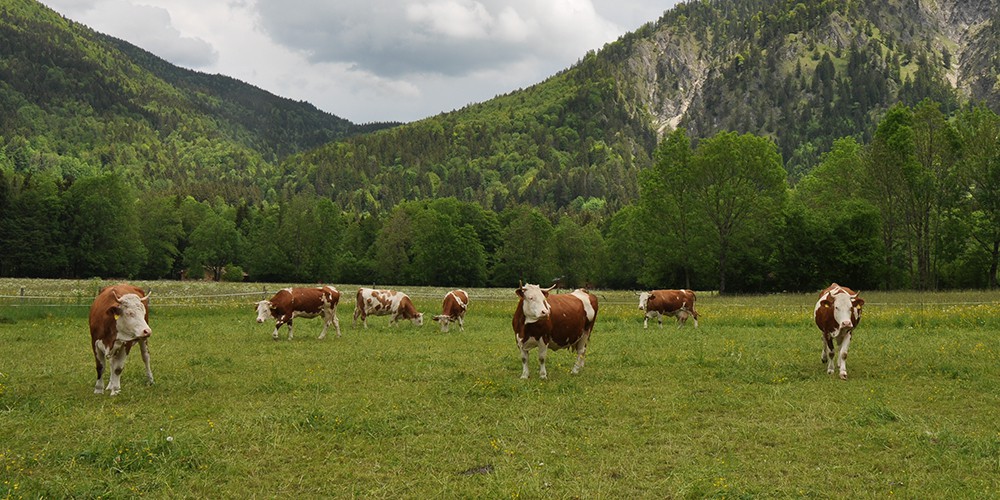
xmin=41 ymin=0 xmax=682 ymax=123
xmin=45 ymin=0 xmax=217 ymax=67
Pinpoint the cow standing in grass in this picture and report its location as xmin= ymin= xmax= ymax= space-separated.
xmin=89 ymin=284 xmax=153 ymax=396
xmin=638 ymin=289 xmax=699 ymax=328
xmin=512 ymin=283 xmax=598 ymax=379
xmin=814 ymin=283 xmax=864 ymax=380
xmin=353 ymin=288 xmax=424 ymax=328
xmin=432 ymin=289 xmax=469 ymax=332
xmin=255 ymin=286 xmax=342 ymax=340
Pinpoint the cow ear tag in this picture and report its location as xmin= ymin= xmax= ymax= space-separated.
xmin=114 ymin=314 xmax=120 ymax=320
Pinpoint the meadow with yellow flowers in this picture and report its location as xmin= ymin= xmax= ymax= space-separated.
xmin=1 ymin=280 xmax=998 ymax=497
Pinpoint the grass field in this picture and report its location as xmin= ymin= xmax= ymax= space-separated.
xmin=1 ymin=279 xmax=999 ymax=498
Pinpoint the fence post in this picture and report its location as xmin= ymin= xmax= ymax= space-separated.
xmin=262 ymin=287 xmax=268 ymax=301
xmin=19 ymin=287 xmax=25 ymax=305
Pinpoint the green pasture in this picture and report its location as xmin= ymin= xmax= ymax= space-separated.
xmin=1 ymin=279 xmax=999 ymax=498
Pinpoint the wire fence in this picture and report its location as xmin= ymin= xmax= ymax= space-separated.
xmin=1 ymin=289 xmax=997 ymax=309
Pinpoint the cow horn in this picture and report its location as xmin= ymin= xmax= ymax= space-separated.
xmin=543 ymin=284 xmax=557 ymax=292
xmin=112 ymin=291 xmax=121 ymax=302
xmin=519 ymin=279 xmax=524 ymax=289
xmin=141 ymin=291 xmax=151 ymax=302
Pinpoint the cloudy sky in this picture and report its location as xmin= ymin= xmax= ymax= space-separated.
xmin=41 ymin=0 xmax=683 ymax=124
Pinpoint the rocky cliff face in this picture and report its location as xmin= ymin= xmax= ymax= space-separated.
xmin=614 ymin=0 xmax=999 ymax=142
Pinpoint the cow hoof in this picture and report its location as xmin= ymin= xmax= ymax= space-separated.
xmin=520 ymin=375 xmax=529 ymax=380
xmin=109 ymin=390 xmax=120 ymax=396
xmin=840 ymin=373 xmax=848 ymax=380
xmin=94 ymin=388 xmax=103 ymax=394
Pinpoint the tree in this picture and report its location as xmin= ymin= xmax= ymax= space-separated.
xmin=954 ymin=104 xmax=1000 ymax=288
xmin=690 ymin=131 xmax=787 ymax=293
xmin=552 ymin=217 xmax=607 ymax=288
xmin=637 ymin=127 xmax=703 ymax=288
xmin=910 ymin=99 xmax=960 ymax=289
xmin=183 ymin=210 xmax=244 ymax=281
xmin=64 ymin=172 xmax=145 ymax=278
xmin=136 ymin=195 xmax=183 ymax=279
xmin=603 ymin=205 xmax=644 ymax=289
xmin=410 ymin=209 xmax=487 ymax=287
xmin=0 ymin=172 xmax=67 ymax=277
xmin=862 ymin=104 xmax=916 ymax=288
xmin=492 ymin=206 xmax=556 ymax=286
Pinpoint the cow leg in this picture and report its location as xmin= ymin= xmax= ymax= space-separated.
xmin=331 ymin=313 xmax=341 ymax=338
xmin=458 ymin=315 xmax=465 ymax=332
xmin=837 ymin=333 xmax=852 ymax=380
xmin=519 ymin=343 xmax=531 ymax=379
xmin=692 ymin=312 xmax=699 ymax=328
xmin=537 ymin=342 xmax=549 ymax=380
xmin=643 ymin=314 xmax=649 ymax=329
xmin=138 ymin=338 xmax=154 ymax=385
xmin=286 ymin=319 xmax=294 ymax=340
xmin=93 ymin=342 xmax=106 ymax=394
xmin=318 ymin=316 xmax=329 ymax=340
xmin=823 ymin=333 xmax=836 ymax=375
xmin=571 ymin=338 xmax=588 ymax=375
xmin=106 ymin=346 xmax=129 ymax=396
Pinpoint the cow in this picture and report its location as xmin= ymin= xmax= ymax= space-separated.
xmin=513 ymin=283 xmax=598 ymax=380
xmin=638 ymin=289 xmax=700 ymax=328
xmin=88 ymin=284 xmax=153 ymax=396
xmin=353 ymin=287 xmax=424 ymax=328
xmin=814 ymin=283 xmax=864 ymax=380
xmin=255 ymin=286 xmax=342 ymax=340
xmin=432 ymin=289 xmax=469 ymax=332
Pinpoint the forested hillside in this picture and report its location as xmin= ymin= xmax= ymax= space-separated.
xmin=0 ymin=0 xmax=389 ymax=202
xmin=1 ymin=0 xmax=999 ymax=291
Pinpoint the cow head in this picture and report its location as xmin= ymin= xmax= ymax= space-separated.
xmin=637 ymin=292 xmax=651 ymax=311
xmin=432 ymin=314 xmax=452 ymax=332
xmin=255 ymin=300 xmax=272 ymax=323
xmin=110 ymin=291 xmax=151 ymax=341
xmin=819 ymin=289 xmax=864 ymax=331
xmin=412 ymin=312 xmax=424 ymax=326
xmin=516 ymin=283 xmax=555 ymax=324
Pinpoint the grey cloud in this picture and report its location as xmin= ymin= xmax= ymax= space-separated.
xmin=253 ymin=0 xmax=612 ymax=78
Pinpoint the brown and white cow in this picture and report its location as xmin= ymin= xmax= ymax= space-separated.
xmin=353 ymin=287 xmax=424 ymax=328
xmin=638 ymin=289 xmax=699 ymax=328
xmin=89 ymin=284 xmax=153 ymax=396
xmin=432 ymin=289 xmax=469 ymax=332
xmin=814 ymin=283 xmax=864 ymax=380
xmin=513 ymin=283 xmax=598 ymax=379
xmin=255 ymin=286 xmax=342 ymax=340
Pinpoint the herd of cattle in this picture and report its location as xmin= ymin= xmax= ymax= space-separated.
xmin=88 ymin=281 xmax=863 ymax=395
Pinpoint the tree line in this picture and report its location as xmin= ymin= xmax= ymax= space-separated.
xmin=1 ymin=98 xmax=997 ymax=291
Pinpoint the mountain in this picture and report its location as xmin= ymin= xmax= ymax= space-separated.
xmin=3 ymin=0 xmax=999 ymax=212
xmin=277 ymin=0 xmax=999 ymax=213
xmin=0 ymin=0 xmax=395 ymax=202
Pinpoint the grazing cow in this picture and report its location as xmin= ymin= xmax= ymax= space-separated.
xmin=89 ymin=284 xmax=153 ymax=396
xmin=512 ymin=283 xmax=598 ymax=379
xmin=432 ymin=289 xmax=469 ymax=332
xmin=638 ymin=289 xmax=700 ymax=328
xmin=353 ymin=288 xmax=424 ymax=328
xmin=814 ymin=283 xmax=864 ymax=380
xmin=255 ymin=286 xmax=342 ymax=340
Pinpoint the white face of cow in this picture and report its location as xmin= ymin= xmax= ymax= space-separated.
xmin=413 ymin=313 xmax=424 ymax=326
xmin=255 ymin=301 xmax=272 ymax=323
xmin=638 ymin=292 xmax=650 ymax=311
xmin=517 ymin=284 xmax=552 ymax=324
xmin=114 ymin=293 xmax=151 ymax=342
xmin=825 ymin=291 xmax=862 ymax=331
